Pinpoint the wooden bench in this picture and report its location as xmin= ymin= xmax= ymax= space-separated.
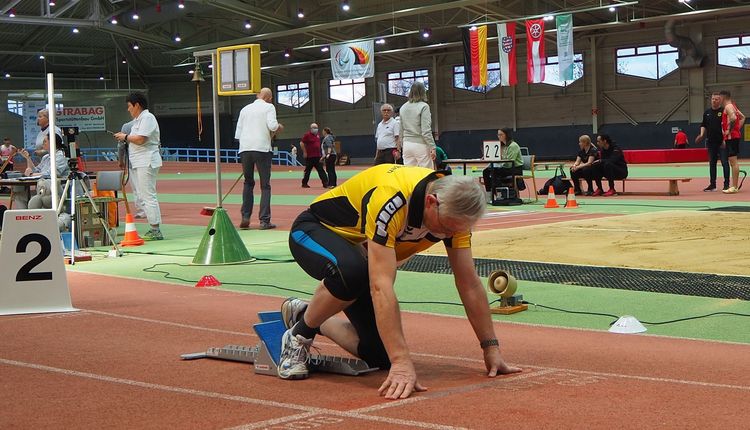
xmin=618 ymin=178 xmax=692 ymax=196
xmin=574 ymin=177 xmax=692 ymax=196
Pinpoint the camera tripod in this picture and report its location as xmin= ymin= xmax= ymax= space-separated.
xmin=55 ymin=157 xmax=121 ymax=264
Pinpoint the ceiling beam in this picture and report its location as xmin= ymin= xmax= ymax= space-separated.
xmin=0 ymin=15 xmax=175 ymax=47
xmin=172 ymin=0 xmax=501 ymax=54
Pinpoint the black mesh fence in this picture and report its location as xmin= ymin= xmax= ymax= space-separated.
xmin=400 ymin=255 xmax=750 ymax=300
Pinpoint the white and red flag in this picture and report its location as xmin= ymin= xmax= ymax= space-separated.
xmin=525 ymin=19 xmax=546 ymax=83
xmin=496 ymin=22 xmax=517 ymax=86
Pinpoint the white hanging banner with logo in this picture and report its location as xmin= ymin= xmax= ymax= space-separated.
xmin=556 ymin=14 xmax=574 ymax=81
xmin=57 ymin=106 xmax=107 ymax=132
xmin=330 ymin=40 xmax=375 ymax=80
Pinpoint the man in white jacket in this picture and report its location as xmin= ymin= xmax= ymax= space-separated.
xmin=234 ymin=87 xmax=284 ymax=230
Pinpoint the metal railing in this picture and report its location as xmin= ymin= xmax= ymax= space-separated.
xmin=77 ymin=147 xmax=303 ymax=166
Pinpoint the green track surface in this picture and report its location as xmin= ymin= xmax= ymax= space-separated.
xmin=71 ymin=221 xmax=750 ymax=345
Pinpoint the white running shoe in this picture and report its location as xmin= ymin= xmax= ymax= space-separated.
xmin=281 ymin=297 xmax=308 ymax=330
xmin=722 ymin=186 xmax=739 ymax=194
xmin=277 ymin=329 xmax=312 ymax=380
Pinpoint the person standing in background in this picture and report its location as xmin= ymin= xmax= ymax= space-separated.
xmin=719 ymin=90 xmax=745 ymax=194
xmin=1 ymin=137 xmax=17 ymax=173
xmin=300 ymin=123 xmax=328 ymax=188
xmin=33 ymin=109 xmax=62 ymax=158
xmin=321 ymin=127 xmax=337 ymax=188
xmin=673 ymin=128 xmax=688 ymax=149
xmin=114 ymin=92 xmax=164 ymax=240
xmin=374 ymin=103 xmax=400 ymax=165
xmin=399 ymin=82 xmax=436 ymax=168
xmin=234 ymin=87 xmax=283 ymax=230
xmin=696 ymin=92 xmax=730 ymax=192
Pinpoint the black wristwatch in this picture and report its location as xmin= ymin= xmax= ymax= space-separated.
xmin=480 ymin=338 xmax=499 ymax=349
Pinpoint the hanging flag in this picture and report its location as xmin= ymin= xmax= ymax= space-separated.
xmin=461 ymin=25 xmax=488 ymax=87
xmin=525 ymin=19 xmax=546 ymax=83
xmin=556 ymin=14 xmax=574 ymax=81
xmin=331 ymin=40 xmax=374 ymax=80
xmin=497 ymin=22 xmax=518 ymax=86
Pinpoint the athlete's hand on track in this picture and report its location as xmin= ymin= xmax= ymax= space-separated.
xmin=378 ymin=359 xmax=427 ymax=400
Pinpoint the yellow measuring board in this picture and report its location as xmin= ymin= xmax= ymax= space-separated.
xmin=216 ymin=44 xmax=261 ymax=96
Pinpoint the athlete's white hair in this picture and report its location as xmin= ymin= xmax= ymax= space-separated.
xmin=428 ymin=175 xmax=486 ymax=224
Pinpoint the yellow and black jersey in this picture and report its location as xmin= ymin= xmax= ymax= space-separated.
xmin=309 ymin=164 xmax=471 ymax=261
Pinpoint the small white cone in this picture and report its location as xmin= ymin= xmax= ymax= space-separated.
xmin=609 ymin=315 xmax=647 ymax=334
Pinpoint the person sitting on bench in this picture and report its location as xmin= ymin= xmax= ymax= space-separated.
xmin=570 ymin=134 xmax=599 ymax=196
xmin=590 ymin=134 xmax=628 ymax=197
xmin=482 ymin=128 xmax=524 ymax=193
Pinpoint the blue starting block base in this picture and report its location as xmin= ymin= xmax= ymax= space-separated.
xmin=181 ymin=310 xmax=378 ymax=377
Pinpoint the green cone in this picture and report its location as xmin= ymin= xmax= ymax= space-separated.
xmin=192 ymin=207 xmax=252 ymax=265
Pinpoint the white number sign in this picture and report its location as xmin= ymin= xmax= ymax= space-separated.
xmin=0 ymin=209 xmax=76 ymax=316
xmin=482 ymin=140 xmax=502 ymax=161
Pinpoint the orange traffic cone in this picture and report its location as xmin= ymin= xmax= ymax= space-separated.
xmin=544 ymin=185 xmax=559 ymax=208
xmin=120 ymin=213 xmax=145 ymax=247
xmin=565 ymin=187 xmax=579 ymax=208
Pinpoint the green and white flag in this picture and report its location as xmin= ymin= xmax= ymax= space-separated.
xmin=556 ymin=14 xmax=574 ymax=81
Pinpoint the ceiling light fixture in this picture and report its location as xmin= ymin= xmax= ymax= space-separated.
xmin=132 ymin=42 xmax=140 ymax=50
xmin=49 ymin=0 xmax=56 ymax=7
xmin=178 ymin=0 xmax=185 ymax=9
xmin=609 ymin=6 xmax=616 ymax=12
xmin=284 ymin=48 xmax=291 ymax=58
xmin=8 ymin=9 xmax=16 ymax=17
xmin=39 ymin=55 xmax=45 ymax=60
xmin=244 ymin=20 xmax=252 ymax=29
xmin=421 ymin=28 xmax=431 ymax=38
xmin=121 ymin=57 xmax=127 ymax=64
xmin=342 ymin=1 xmax=350 ymax=12
xmin=375 ymin=38 xmax=385 ymax=45
xmin=72 ymin=28 xmax=79 ymax=33
xmin=99 ymin=75 xmax=104 ymax=80
xmin=543 ymin=15 xmax=554 ymax=21
xmin=321 ymin=46 xmax=329 ymax=52
xmin=297 ymin=8 xmax=304 ymax=19
xmin=110 ymin=16 xmax=118 ymax=24
xmin=174 ymin=33 xmax=182 ymax=42
xmin=5 ymin=73 xmax=11 ymax=78
xmin=132 ymin=11 xmax=139 ymax=20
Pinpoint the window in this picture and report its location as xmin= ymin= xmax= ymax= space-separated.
xmin=453 ymin=62 xmax=501 ymax=93
xmin=387 ymin=69 xmax=428 ymax=97
xmin=277 ymin=82 xmax=309 ymax=108
xmin=717 ymin=35 xmax=750 ymax=69
xmin=329 ymin=78 xmax=366 ymax=104
xmin=542 ymin=53 xmax=584 ymax=87
xmin=7 ymin=99 xmax=23 ymax=116
xmin=616 ymin=44 xmax=678 ymax=80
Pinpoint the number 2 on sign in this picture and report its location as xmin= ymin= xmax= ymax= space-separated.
xmin=16 ymin=233 xmax=53 ymax=282
xmin=483 ymin=141 xmax=502 ymax=161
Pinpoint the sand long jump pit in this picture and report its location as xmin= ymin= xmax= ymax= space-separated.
xmin=421 ymin=210 xmax=750 ymax=276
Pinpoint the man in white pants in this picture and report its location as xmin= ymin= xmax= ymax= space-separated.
xmin=119 ymin=120 xmax=146 ymax=219
xmin=114 ymin=92 xmax=164 ymax=240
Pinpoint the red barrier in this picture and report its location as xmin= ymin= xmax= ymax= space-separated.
xmin=623 ymin=148 xmax=708 ymax=164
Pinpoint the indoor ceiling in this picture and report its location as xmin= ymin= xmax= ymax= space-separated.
xmin=0 ymin=0 xmax=747 ymax=83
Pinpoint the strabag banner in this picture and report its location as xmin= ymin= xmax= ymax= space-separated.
xmin=330 ymin=40 xmax=375 ymax=80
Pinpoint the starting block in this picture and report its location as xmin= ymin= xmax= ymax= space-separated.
xmin=181 ymin=310 xmax=378 ymax=377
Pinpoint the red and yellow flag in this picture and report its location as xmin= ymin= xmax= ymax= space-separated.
xmin=462 ymin=25 xmax=488 ymax=87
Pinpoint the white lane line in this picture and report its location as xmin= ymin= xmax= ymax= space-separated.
xmin=0 ymin=358 xmax=464 ymax=430
xmin=84 ymin=310 xmax=256 ymax=337
xmin=351 ymin=369 xmax=558 ymax=414
xmin=225 ymin=412 xmax=320 ymax=430
xmin=74 ymin=310 xmax=750 ymax=391
xmin=413 ymin=352 xmax=750 ymax=391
